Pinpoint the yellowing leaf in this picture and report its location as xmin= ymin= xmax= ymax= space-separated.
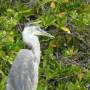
xmin=58 ymin=12 xmax=66 ymax=17
xmin=0 ymin=51 xmax=5 ymax=57
xmin=78 ymin=73 xmax=84 ymax=81
xmin=50 ymin=1 xmax=56 ymax=9
xmin=49 ymin=40 xmax=58 ymax=48
xmin=64 ymin=0 xmax=69 ymax=3
xmin=67 ymin=35 xmax=72 ymax=44
xmin=78 ymin=69 xmax=84 ymax=81
xmin=61 ymin=27 xmax=71 ymax=34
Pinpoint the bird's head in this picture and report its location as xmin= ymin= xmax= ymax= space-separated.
xmin=23 ymin=23 xmax=54 ymax=38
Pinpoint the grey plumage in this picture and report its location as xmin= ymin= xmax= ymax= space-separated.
xmin=6 ymin=24 xmax=54 ymax=90
xmin=7 ymin=49 xmax=36 ymax=90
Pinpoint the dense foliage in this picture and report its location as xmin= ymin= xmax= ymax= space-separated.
xmin=0 ymin=0 xmax=90 ymax=90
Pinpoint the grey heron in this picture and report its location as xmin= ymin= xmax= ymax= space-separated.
xmin=6 ymin=24 xmax=54 ymax=90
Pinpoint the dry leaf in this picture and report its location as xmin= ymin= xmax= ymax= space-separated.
xmin=58 ymin=12 xmax=66 ymax=17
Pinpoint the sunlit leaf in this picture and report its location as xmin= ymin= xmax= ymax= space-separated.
xmin=50 ymin=1 xmax=56 ymax=9
xmin=61 ymin=27 xmax=71 ymax=34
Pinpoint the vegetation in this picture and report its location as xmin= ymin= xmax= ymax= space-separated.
xmin=0 ymin=0 xmax=90 ymax=90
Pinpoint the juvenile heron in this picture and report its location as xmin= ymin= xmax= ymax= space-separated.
xmin=6 ymin=24 xmax=54 ymax=90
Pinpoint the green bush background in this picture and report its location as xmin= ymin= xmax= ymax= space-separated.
xmin=0 ymin=0 xmax=90 ymax=90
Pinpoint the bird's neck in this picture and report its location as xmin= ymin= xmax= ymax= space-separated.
xmin=22 ymin=29 xmax=41 ymax=63
xmin=32 ymin=37 xmax=41 ymax=64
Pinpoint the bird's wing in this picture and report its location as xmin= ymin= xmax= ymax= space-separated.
xmin=6 ymin=49 xmax=37 ymax=90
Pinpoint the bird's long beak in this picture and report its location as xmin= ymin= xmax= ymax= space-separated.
xmin=38 ymin=29 xmax=55 ymax=39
